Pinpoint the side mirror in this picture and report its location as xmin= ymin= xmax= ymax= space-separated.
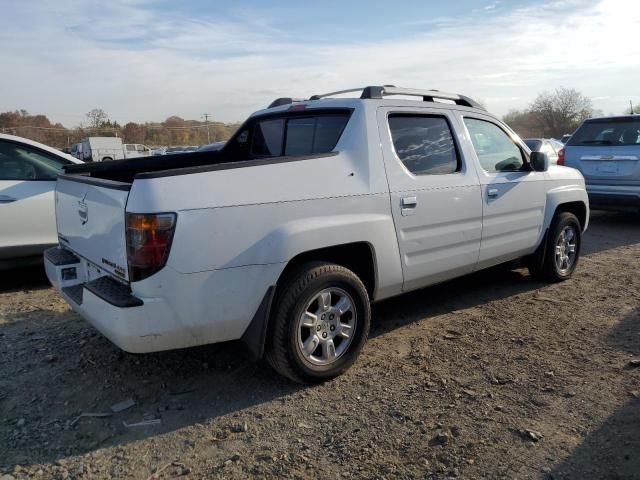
xmin=530 ymin=151 xmax=549 ymax=172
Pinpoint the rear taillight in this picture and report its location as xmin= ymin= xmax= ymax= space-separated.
xmin=557 ymin=148 xmax=565 ymax=166
xmin=126 ymin=213 xmax=176 ymax=282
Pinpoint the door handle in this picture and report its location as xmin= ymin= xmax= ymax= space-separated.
xmin=401 ymin=196 xmax=417 ymax=208
xmin=487 ymin=188 xmax=499 ymax=198
xmin=0 ymin=195 xmax=16 ymax=204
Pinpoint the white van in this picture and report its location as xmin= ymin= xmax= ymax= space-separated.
xmin=81 ymin=137 xmax=125 ymax=162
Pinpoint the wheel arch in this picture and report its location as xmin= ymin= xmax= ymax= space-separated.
xmin=240 ymin=241 xmax=378 ymax=360
xmin=553 ymin=201 xmax=587 ymax=231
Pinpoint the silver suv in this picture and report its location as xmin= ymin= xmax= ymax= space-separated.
xmin=562 ymin=115 xmax=640 ymax=211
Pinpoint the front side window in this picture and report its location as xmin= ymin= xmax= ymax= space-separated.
xmin=0 ymin=141 xmax=68 ymax=181
xmin=251 ymin=112 xmax=350 ymax=158
xmin=464 ymin=118 xmax=525 ymax=172
xmin=388 ymin=114 xmax=460 ymax=175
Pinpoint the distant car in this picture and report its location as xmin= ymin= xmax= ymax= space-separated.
xmin=183 ymin=146 xmax=199 ymax=152
xmin=165 ymin=146 xmax=186 ymax=155
xmin=198 ymin=141 xmax=226 ymax=152
xmin=151 ymin=147 xmax=167 ymax=156
xmin=560 ymin=134 xmax=572 ymax=144
xmin=524 ymin=138 xmax=563 ymax=164
xmin=0 ymin=134 xmax=82 ymax=269
xmin=562 ymin=115 xmax=640 ymax=211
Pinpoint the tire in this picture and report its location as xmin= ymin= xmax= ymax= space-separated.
xmin=265 ymin=262 xmax=371 ymax=384
xmin=528 ymin=212 xmax=581 ymax=282
xmin=102 ymin=157 xmax=113 ymax=162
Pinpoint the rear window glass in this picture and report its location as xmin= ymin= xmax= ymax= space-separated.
xmin=524 ymin=139 xmax=542 ymax=151
xmin=251 ymin=112 xmax=350 ymax=157
xmin=569 ymin=119 xmax=640 ymax=146
xmin=388 ymin=114 xmax=460 ymax=175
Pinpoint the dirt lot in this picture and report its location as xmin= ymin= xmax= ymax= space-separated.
xmin=1 ymin=211 xmax=639 ymax=480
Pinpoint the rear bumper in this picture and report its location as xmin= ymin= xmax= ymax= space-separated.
xmin=586 ymin=184 xmax=640 ymax=210
xmin=44 ymin=248 xmax=169 ymax=353
xmin=44 ymin=247 xmax=283 ymax=354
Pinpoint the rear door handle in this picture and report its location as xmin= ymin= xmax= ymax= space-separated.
xmin=487 ymin=188 xmax=499 ymax=198
xmin=401 ymin=196 xmax=417 ymax=208
xmin=400 ymin=196 xmax=417 ymax=216
xmin=0 ymin=195 xmax=16 ymax=203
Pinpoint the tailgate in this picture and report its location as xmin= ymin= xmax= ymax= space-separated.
xmin=56 ymin=175 xmax=131 ymax=281
xmin=565 ymin=145 xmax=640 ymax=185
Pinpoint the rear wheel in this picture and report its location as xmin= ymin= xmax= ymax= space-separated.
xmin=102 ymin=156 xmax=113 ymax=162
xmin=528 ymin=212 xmax=581 ymax=282
xmin=266 ymin=262 xmax=370 ymax=384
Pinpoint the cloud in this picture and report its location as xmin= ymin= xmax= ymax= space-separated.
xmin=0 ymin=0 xmax=638 ymax=126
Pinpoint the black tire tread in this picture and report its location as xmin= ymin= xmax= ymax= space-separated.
xmin=540 ymin=211 xmax=581 ymax=282
xmin=265 ymin=262 xmax=370 ymax=384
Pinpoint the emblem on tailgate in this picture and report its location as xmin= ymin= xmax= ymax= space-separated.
xmin=78 ymin=192 xmax=88 ymax=225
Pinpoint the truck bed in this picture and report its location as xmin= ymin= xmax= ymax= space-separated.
xmin=64 ymin=150 xmax=226 ymax=183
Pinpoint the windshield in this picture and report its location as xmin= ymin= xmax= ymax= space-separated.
xmin=568 ymin=118 xmax=640 ymax=146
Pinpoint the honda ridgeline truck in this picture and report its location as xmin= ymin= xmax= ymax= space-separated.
xmin=44 ymin=86 xmax=589 ymax=383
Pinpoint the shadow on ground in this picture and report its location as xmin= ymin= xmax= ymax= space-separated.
xmin=0 ymin=262 xmax=545 ymax=470
xmin=0 ymin=264 xmax=50 ymax=293
xmin=582 ymin=210 xmax=640 ymax=256
xmin=551 ymin=310 xmax=640 ymax=479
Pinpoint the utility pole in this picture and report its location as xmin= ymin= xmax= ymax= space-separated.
xmin=630 ymin=100 xmax=634 ymax=115
xmin=202 ymin=113 xmax=211 ymax=144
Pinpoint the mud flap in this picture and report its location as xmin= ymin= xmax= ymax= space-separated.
xmin=240 ymin=286 xmax=275 ymax=360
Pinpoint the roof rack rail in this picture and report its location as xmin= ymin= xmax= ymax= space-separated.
xmin=308 ymin=85 xmax=485 ymax=110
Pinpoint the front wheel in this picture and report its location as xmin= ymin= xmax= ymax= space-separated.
xmin=266 ymin=262 xmax=371 ymax=384
xmin=529 ymin=212 xmax=581 ymax=282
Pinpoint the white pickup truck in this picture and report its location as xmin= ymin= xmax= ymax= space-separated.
xmin=44 ymin=86 xmax=589 ymax=383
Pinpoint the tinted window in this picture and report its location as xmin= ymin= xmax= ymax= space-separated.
xmin=285 ymin=116 xmax=349 ymax=156
xmin=0 ymin=141 xmax=68 ymax=181
xmin=524 ymin=139 xmax=542 ymax=151
xmin=251 ymin=113 xmax=350 ymax=158
xmin=569 ymin=119 xmax=640 ymax=146
xmin=388 ymin=115 xmax=459 ymax=175
xmin=252 ymin=118 xmax=285 ymax=156
xmin=464 ymin=118 xmax=524 ymax=172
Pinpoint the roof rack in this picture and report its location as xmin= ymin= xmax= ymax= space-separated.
xmin=267 ymin=85 xmax=485 ymax=110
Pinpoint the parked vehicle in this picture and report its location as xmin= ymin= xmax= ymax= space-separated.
xmin=70 ymin=142 xmax=83 ymax=160
xmin=562 ymin=115 xmax=640 ymax=210
xmin=81 ymin=137 xmax=125 ymax=162
xmin=151 ymin=147 xmax=167 ymax=156
xmin=198 ymin=141 xmax=226 ymax=152
xmin=44 ymin=85 xmax=589 ymax=383
xmin=559 ymin=134 xmax=572 ymax=144
xmin=524 ymin=138 xmax=563 ymax=164
xmin=183 ymin=146 xmax=200 ymax=153
xmin=124 ymin=144 xmax=152 ymax=158
xmin=165 ymin=146 xmax=186 ymax=155
xmin=0 ymin=134 xmax=82 ymax=269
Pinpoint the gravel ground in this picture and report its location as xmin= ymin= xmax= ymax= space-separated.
xmin=1 ymin=211 xmax=639 ymax=480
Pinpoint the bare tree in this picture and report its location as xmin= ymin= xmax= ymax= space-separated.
xmin=85 ymin=108 xmax=109 ymax=130
xmin=529 ymin=88 xmax=592 ymax=137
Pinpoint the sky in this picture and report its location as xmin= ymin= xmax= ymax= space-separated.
xmin=1 ymin=0 xmax=638 ymax=127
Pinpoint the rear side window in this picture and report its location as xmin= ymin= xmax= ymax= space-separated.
xmin=0 ymin=141 xmax=69 ymax=180
xmin=464 ymin=118 xmax=525 ymax=172
xmin=388 ymin=114 xmax=460 ymax=175
xmin=251 ymin=112 xmax=350 ymax=158
xmin=569 ymin=119 xmax=640 ymax=146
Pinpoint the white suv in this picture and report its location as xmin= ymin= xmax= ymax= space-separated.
xmin=44 ymin=86 xmax=589 ymax=383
